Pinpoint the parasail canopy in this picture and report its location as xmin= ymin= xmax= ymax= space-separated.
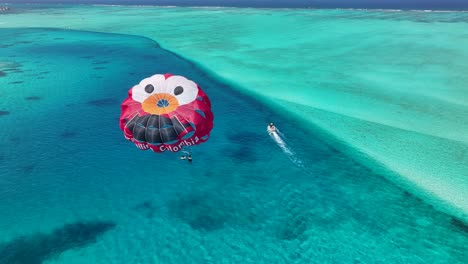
xmin=120 ymin=73 xmax=214 ymax=153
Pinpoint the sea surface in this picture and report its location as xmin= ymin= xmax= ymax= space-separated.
xmin=0 ymin=5 xmax=467 ymax=264
xmin=7 ymin=0 xmax=468 ymax=10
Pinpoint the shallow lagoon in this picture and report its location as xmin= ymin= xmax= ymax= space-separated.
xmin=1 ymin=4 xmax=467 ymax=220
xmin=0 ymin=26 xmax=467 ymax=264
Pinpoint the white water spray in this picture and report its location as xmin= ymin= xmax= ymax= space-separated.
xmin=268 ymin=128 xmax=304 ymax=168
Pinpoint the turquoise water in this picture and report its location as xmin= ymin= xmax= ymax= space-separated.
xmin=0 ymin=26 xmax=467 ymax=264
xmin=1 ymin=4 xmax=467 ymax=220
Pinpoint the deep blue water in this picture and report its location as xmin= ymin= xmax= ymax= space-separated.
xmin=7 ymin=0 xmax=468 ymax=10
xmin=0 ymin=28 xmax=467 ymax=263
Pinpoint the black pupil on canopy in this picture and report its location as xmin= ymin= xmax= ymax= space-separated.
xmin=174 ymin=86 xmax=184 ymax=96
xmin=145 ymin=84 xmax=154 ymax=93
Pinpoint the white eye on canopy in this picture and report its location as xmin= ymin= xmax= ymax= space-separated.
xmin=132 ymin=74 xmax=167 ymax=103
xmin=166 ymin=75 xmax=199 ymax=105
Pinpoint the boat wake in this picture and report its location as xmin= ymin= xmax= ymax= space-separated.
xmin=268 ymin=129 xmax=304 ymax=169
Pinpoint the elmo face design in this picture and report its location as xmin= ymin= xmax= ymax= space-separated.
xmin=119 ymin=73 xmax=213 ymax=153
xmin=132 ymin=74 xmax=199 ymax=115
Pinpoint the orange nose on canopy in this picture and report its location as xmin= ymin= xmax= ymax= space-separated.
xmin=142 ymin=93 xmax=179 ymax=115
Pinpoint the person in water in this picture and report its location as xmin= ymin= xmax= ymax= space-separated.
xmin=180 ymin=150 xmax=192 ymax=162
xmin=268 ymin=122 xmax=276 ymax=133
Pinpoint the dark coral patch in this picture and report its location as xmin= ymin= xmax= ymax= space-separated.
xmin=451 ymin=217 xmax=468 ymax=233
xmin=227 ymin=131 xmax=265 ymax=145
xmin=87 ymin=98 xmax=118 ymax=107
xmin=223 ymin=131 xmax=264 ymax=163
xmin=278 ymin=213 xmax=309 ymax=241
xmin=15 ymin=40 xmax=33 ymax=44
xmin=224 ymin=145 xmax=257 ymax=163
xmin=0 ymin=71 xmax=6 ymax=77
xmin=91 ymin=60 xmax=109 ymax=65
xmin=22 ymin=164 xmax=35 ymax=173
xmin=168 ymin=194 xmax=230 ymax=232
xmin=2 ymin=68 xmax=19 ymax=72
xmin=133 ymin=200 xmax=157 ymax=218
xmin=9 ymin=81 xmax=24 ymax=84
xmin=59 ymin=131 xmax=77 ymax=139
xmin=167 ymin=192 xmax=260 ymax=232
xmin=25 ymin=96 xmax=41 ymax=101
xmin=0 ymin=110 xmax=10 ymax=116
xmin=0 ymin=221 xmax=116 ymax=264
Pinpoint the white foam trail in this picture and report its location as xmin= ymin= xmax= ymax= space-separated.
xmin=268 ymin=129 xmax=304 ymax=168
